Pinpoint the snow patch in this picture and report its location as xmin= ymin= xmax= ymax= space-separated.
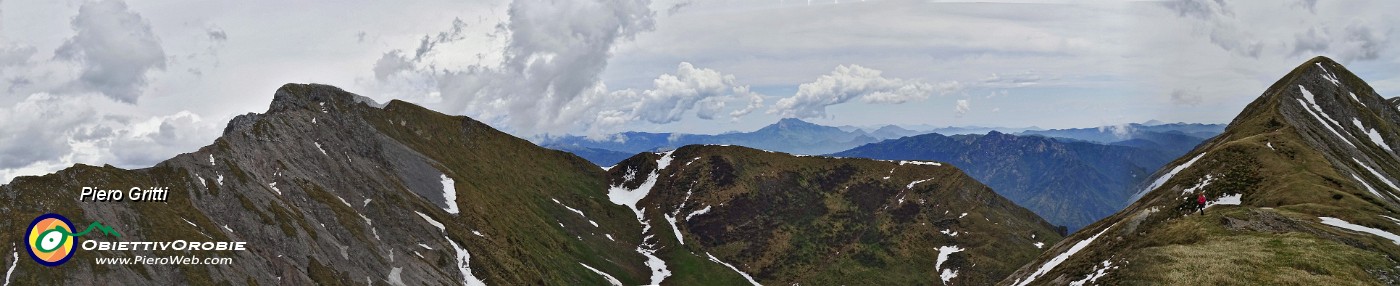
xmin=209 ymin=154 xmax=216 ymax=165
xmin=1267 ymin=142 xmax=1274 ymax=150
xmin=1132 ymin=152 xmax=1207 ymax=201
xmin=315 ymin=142 xmax=328 ymax=155
xmin=416 ymin=211 xmax=445 ymax=231
xmin=605 ymin=150 xmax=675 ymax=284
xmin=937 ymin=245 xmax=965 ymax=284
xmin=664 ymin=213 xmax=685 ymax=245
xmin=268 ymin=182 xmax=280 ymax=195
xmin=4 ymin=250 xmax=16 ymax=286
xmin=197 ymin=174 xmax=206 ymax=188
xmin=1181 ymin=174 xmax=1216 ymax=195
xmin=1353 ymin=118 xmax=1394 ymax=153
xmin=441 ymin=174 xmax=460 ymax=214
xmin=686 ymin=205 xmax=712 ymax=221
xmin=1320 ymin=217 xmax=1400 ymax=245
xmin=908 ymin=178 xmax=934 ymax=189
xmin=1034 ymin=242 xmax=1044 ymax=249
xmin=1014 ymin=227 xmax=1111 ymax=286
xmin=553 ymin=199 xmax=598 ymax=227
xmin=1354 ymin=158 xmax=1400 ymax=191
xmin=1383 ymin=215 xmax=1400 ymax=226
xmin=386 ymin=268 xmax=406 ymax=286
xmin=580 ymin=263 xmax=623 ymax=286
xmin=216 ymin=174 xmax=223 ymax=186
xmin=1210 ymin=193 xmax=1242 ymax=207
xmin=900 ymin=160 xmax=942 ymax=166
xmin=1297 ymin=86 xmax=1355 ymax=148
xmin=1069 ymin=260 xmax=1117 ymax=286
xmin=418 ymin=243 xmax=433 ymax=250
xmin=707 ymin=252 xmax=762 ymax=286
xmin=448 ymin=237 xmax=488 ymax=286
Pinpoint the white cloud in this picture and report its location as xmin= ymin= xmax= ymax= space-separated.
xmin=0 ymin=93 xmax=97 ymax=169
xmin=52 ymin=0 xmax=167 ymax=103
xmin=0 ymin=45 xmax=35 ymax=68
xmin=0 ymin=93 xmax=217 ymax=183
xmin=955 ymin=99 xmax=971 ymax=117
xmin=772 ymin=64 xmax=960 ymax=119
xmin=627 ymin=62 xmax=759 ymax=124
xmin=427 ymin=0 xmax=657 ymax=135
xmin=1169 ymin=89 xmax=1203 ymax=106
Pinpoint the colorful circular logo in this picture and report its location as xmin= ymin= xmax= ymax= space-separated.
xmin=26 ymin=213 xmax=77 ymax=267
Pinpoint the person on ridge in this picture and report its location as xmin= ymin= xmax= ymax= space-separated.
xmin=1197 ymin=192 xmax=1207 ymax=215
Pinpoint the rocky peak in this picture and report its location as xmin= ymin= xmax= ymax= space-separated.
xmin=268 ymin=83 xmax=383 ymax=114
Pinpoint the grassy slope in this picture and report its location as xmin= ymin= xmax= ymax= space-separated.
xmin=1002 ymin=57 xmax=1400 ymax=285
xmin=629 ymin=145 xmax=1063 ymax=285
xmin=360 ymin=99 xmax=653 ymax=285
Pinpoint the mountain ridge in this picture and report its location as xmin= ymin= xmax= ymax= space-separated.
xmin=1001 ymin=56 xmax=1400 ymax=285
xmin=2 ymin=83 xmax=1062 ymax=285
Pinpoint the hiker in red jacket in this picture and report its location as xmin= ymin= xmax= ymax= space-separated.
xmin=1197 ymin=192 xmax=1207 ymax=215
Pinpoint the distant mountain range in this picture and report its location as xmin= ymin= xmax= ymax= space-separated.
xmin=542 ymin=118 xmax=886 ymax=165
xmin=546 ymin=118 xmax=1224 ymax=168
xmin=1017 ymin=123 xmax=1225 ymax=145
xmin=833 ymin=131 xmax=1199 ymax=231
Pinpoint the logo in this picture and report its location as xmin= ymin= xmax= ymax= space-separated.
xmin=25 ymin=213 xmax=119 ymax=267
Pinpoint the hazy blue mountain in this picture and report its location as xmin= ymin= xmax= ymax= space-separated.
xmin=1017 ymin=122 xmax=1225 ymax=144
xmin=832 ymin=131 xmax=1189 ymax=231
xmin=540 ymin=143 xmax=636 ymax=167
xmin=868 ymin=124 xmax=922 ymax=139
xmin=542 ymin=118 xmax=881 ymax=165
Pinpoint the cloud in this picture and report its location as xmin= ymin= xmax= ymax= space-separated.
xmin=1170 ymin=88 xmax=1203 ymax=106
xmin=772 ymin=64 xmax=960 ymax=119
xmin=413 ymin=18 xmax=468 ymax=62
xmin=1099 ymin=123 xmax=1134 ymax=139
xmin=954 ymin=99 xmax=970 ymax=117
xmin=52 ymin=0 xmax=167 ymax=103
xmin=365 ymin=0 xmax=659 ymax=136
xmin=373 ymin=51 xmax=416 ymax=81
xmin=0 ymin=93 xmax=97 ymax=169
xmin=1160 ymin=0 xmax=1261 ymax=58
xmin=1290 ymin=24 xmax=1387 ymax=63
xmin=1293 ymin=0 xmax=1318 ymax=13
xmin=0 ymin=93 xmax=218 ymax=183
xmin=1337 ymin=24 xmax=1386 ymax=62
xmin=626 ymin=62 xmax=758 ymax=124
xmin=0 ymin=45 xmax=36 ymax=68
xmin=206 ymin=28 xmax=227 ymax=42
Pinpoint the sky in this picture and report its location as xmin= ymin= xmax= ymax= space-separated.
xmin=1 ymin=0 xmax=1398 ymax=183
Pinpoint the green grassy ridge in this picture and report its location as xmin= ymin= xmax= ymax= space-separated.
xmin=1003 ymin=56 xmax=1400 ymax=285
xmin=621 ymin=145 xmax=1063 ymax=285
xmin=363 ymin=97 xmax=653 ymax=285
